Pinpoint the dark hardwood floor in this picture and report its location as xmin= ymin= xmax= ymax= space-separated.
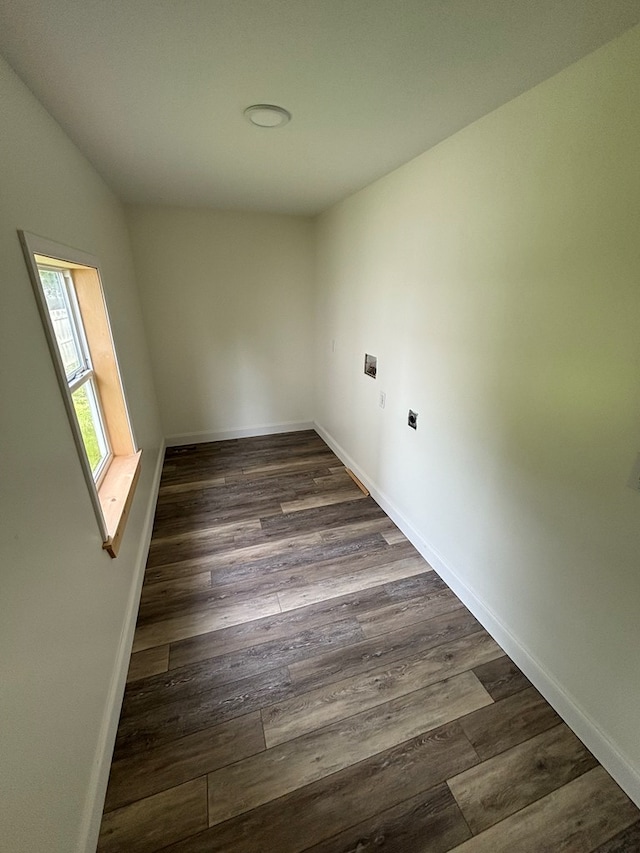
xmin=98 ymin=430 xmax=640 ymax=852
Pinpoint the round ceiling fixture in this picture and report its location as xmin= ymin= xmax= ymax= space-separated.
xmin=244 ymin=104 xmax=291 ymax=128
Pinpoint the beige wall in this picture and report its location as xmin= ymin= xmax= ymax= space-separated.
xmin=126 ymin=205 xmax=315 ymax=442
xmin=314 ymin=26 xmax=640 ymax=800
xmin=0 ymin=57 xmax=163 ymax=851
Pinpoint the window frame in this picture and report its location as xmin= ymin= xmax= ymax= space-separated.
xmin=39 ymin=264 xmax=113 ymax=484
xmin=19 ymin=231 xmax=142 ymax=557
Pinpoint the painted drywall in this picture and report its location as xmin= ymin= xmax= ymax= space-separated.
xmin=0 ymin=57 xmax=163 ymax=851
xmin=315 ymin=25 xmax=640 ymax=798
xmin=126 ymin=205 xmax=314 ymax=442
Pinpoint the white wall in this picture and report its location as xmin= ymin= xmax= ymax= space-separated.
xmin=0 ymin=57 xmax=164 ymax=851
xmin=126 ymin=205 xmax=315 ymax=442
xmin=314 ymin=26 xmax=640 ymax=801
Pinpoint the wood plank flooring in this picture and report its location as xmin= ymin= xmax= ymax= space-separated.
xmin=98 ymin=430 xmax=640 ymax=852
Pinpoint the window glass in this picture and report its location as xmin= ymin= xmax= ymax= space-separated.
xmin=39 ymin=268 xmax=83 ymax=379
xmin=71 ymin=381 xmax=109 ymax=474
xmin=38 ymin=265 xmax=111 ymax=478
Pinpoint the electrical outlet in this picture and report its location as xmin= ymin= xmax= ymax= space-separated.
xmin=379 ymin=391 xmax=386 ymax=409
xmin=408 ymin=409 xmax=418 ymax=430
xmin=364 ymin=353 xmax=377 ymax=378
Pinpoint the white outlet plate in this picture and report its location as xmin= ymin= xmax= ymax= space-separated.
xmin=379 ymin=391 xmax=386 ymax=409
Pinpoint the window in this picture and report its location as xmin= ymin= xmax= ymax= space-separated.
xmin=20 ymin=232 xmax=142 ymax=557
xmin=39 ymin=265 xmax=112 ymax=481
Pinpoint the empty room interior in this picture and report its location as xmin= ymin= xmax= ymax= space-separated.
xmin=1 ymin=2 xmax=640 ymax=851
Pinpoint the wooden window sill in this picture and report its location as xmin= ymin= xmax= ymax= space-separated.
xmin=99 ymin=450 xmax=142 ymax=558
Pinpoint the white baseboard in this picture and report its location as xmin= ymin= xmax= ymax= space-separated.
xmin=314 ymin=421 xmax=640 ymax=808
xmin=78 ymin=440 xmax=166 ymax=853
xmin=166 ymin=421 xmax=315 ymax=447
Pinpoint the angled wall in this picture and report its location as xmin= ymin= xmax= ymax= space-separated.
xmin=314 ymin=25 xmax=640 ymax=801
xmin=0 ymin=57 xmax=163 ymax=851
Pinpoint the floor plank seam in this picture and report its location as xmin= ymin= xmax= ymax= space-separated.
xmin=97 ymin=432 xmax=640 ymax=853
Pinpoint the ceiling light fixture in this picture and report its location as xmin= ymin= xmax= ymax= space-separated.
xmin=244 ymin=104 xmax=291 ymax=128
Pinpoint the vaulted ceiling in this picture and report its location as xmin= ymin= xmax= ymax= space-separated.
xmin=1 ymin=1 xmax=638 ymax=215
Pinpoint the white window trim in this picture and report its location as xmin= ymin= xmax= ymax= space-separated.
xmin=19 ymin=231 xmax=141 ymax=555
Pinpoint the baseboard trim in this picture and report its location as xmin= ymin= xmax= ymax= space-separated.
xmin=78 ymin=439 xmax=166 ymax=852
xmin=314 ymin=421 xmax=640 ymax=808
xmin=166 ymin=421 xmax=315 ymax=447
